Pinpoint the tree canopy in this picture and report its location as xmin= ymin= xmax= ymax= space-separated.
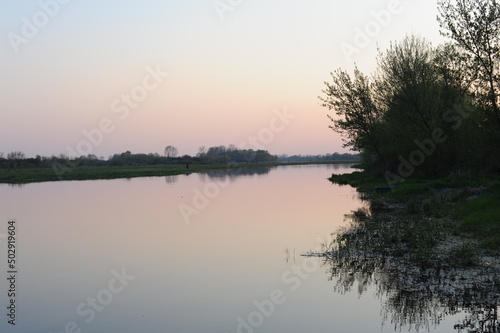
xmin=321 ymin=15 xmax=500 ymax=180
xmin=438 ymin=0 xmax=500 ymax=133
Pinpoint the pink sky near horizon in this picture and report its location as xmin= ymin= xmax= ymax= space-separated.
xmin=0 ymin=0 xmax=446 ymax=158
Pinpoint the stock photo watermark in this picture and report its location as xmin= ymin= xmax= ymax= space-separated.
xmin=213 ymin=0 xmax=243 ymax=22
xmin=5 ymin=221 xmax=18 ymax=326
xmin=178 ymin=107 xmax=296 ymax=224
xmin=50 ymin=268 xmax=135 ymax=333
xmin=51 ymin=64 xmax=169 ymax=178
xmin=7 ymin=0 xmax=73 ymax=54
xmin=224 ymin=236 xmax=331 ymax=333
xmin=384 ymin=105 xmax=471 ymax=185
xmin=340 ymin=0 xmax=405 ymax=62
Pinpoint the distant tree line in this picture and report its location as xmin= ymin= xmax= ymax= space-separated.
xmin=196 ymin=145 xmax=278 ymax=164
xmin=277 ymin=153 xmax=360 ymax=163
xmin=0 ymin=152 xmax=109 ymax=169
xmin=0 ymin=146 xmax=361 ymax=170
xmin=0 ymin=145 xmax=279 ymax=169
xmin=321 ymin=0 xmax=500 ymax=180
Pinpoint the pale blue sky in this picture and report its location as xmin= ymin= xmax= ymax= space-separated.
xmin=1 ymin=0 xmax=446 ymax=158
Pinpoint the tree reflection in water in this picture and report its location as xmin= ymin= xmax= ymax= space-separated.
xmin=314 ymin=206 xmax=500 ymax=332
xmin=198 ymin=166 xmax=271 ymax=183
xmin=164 ymin=175 xmax=178 ymax=184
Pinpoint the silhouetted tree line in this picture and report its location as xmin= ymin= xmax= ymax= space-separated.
xmin=0 ymin=152 xmax=109 ymax=169
xmin=0 ymin=145 xmax=278 ymax=169
xmin=321 ymin=0 xmax=500 ymax=180
xmin=196 ymin=145 xmax=278 ymax=164
xmin=109 ymin=151 xmax=180 ymax=166
xmin=278 ymin=152 xmax=360 ymax=163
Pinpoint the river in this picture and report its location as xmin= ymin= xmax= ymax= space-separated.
xmin=0 ymin=164 xmax=470 ymax=332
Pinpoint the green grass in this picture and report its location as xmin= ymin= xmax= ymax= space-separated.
xmin=330 ymin=170 xmax=500 ymax=256
xmin=0 ymin=161 xmax=357 ymax=184
xmin=0 ymin=165 xmax=193 ymax=183
xmin=328 ymin=170 xmax=384 ymax=188
xmin=388 ymin=183 xmax=431 ymax=197
xmin=454 ymin=184 xmax=500 ymax=250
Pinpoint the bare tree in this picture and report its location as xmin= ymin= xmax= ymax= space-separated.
xmin=7 ymin=151 xmax=25 ymax=159
xmin=438 ymin=0 xmax=500 ymax=131
xmin=164 ymin=145 xmax=178 ymax=158
xmin=197 ymin=146 xmax=207 ymax=157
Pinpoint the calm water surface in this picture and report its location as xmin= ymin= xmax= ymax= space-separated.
xmin=0 ymin=164 xmax=465 ymax=332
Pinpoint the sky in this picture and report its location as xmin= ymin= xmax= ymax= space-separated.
xmin=0 ymin=0 xmax=447 ymax=158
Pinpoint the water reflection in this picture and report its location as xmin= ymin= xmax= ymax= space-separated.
xmin=319 ymin=207 xmax=500 ymax=332
xmin=164 ymin=175 xmax=178 ymax=184
xmin=0 ymin=164 xmax=366 ymax=333
xmin=197 ymin=166 xmax=271 ymax=182
xmin=195 ymin=163 xmax=356 ymax=183
xmin=7 ymin=183 xmax=25 ymax=188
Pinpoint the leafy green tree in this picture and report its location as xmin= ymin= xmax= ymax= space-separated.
xmin=321 ymin=34 xmax=494 ymax=177
xmin=373 ymin=36 xmax=473 ymax=175
xmin=320 ymin=67 xmax=386 ymax=166
xmin=375 ymin=37 xmax=444 ymax=134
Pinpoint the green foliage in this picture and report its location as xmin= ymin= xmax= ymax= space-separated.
xmin=0 ymin=145 xmax=279 ymax=172
xmin=328 ymin=170 xmax=384 ymax=187
xmin=391 ymin=183 xmax=431 ymax=197
xmin=197 ymin=146 xmax=277 ymax=164
xmin=454 ymin=188 xmax=500 ymax=250
xmin=321 ymin=20 xmax=500 ymax=177
xmin=327 ymin=167 xmax=500 ymax=268
xmin=278 ymin=152 xmax=360 ymax=163
xmin=320 ymin=67 xmax=385 ymax=165
xmin=0 ymin=161 xmax=352 ymax=184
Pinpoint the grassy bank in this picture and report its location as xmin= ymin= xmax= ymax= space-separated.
xmin=0 ymin=161 xmax=356 ymax=184
xmin=322 ymin=170 xmax=500 ymax=326
xmin=329 ymin=171 xmax=500 ymax=256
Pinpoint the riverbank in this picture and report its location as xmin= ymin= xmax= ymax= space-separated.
xmin=329 ymin=171 xmax=500 ymax=253
xmin=0 ymin=161 xmax=355 ymax=184
xmin=316 ymin=171 xmax=500 ymax=329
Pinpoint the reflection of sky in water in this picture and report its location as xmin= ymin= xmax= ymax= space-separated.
xmin=0 ymin=164 xmax=471 ymax=332
xmin=325 ymin=210 xmax=500 ymax=333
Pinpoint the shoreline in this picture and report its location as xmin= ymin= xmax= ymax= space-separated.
xmin=318 ymin=170 xmax=500 ymax=328
xmin=300 ymin=170 xmax=500 ymax=329
xmin=327 ymin=170 xmax=500 ymax=262
xmin=0 ymin=161 xmax=357 ymax=184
